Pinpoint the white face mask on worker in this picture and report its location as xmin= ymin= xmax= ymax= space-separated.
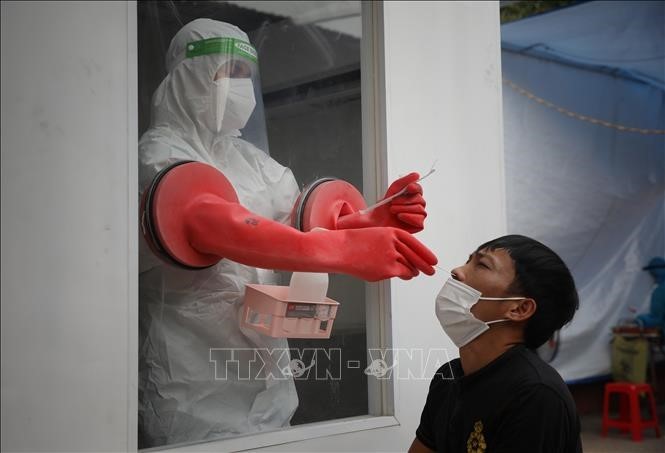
xmin=212 ymin=78 xmax=256 ymax=132
xmin=435 ymin=277 xmax=525 ymax=348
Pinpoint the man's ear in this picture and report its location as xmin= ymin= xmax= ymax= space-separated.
xmin=506 ymin=298 xmax=536 ymax=322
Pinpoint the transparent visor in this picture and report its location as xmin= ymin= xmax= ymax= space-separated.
xmin=187 ymin=37 xmax=269 ymax=153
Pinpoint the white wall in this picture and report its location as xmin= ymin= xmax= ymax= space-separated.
xmin=0 ymin=1 xmax=503 ymax=451
xmin=0 ymin=1 xmax=137 ymax=452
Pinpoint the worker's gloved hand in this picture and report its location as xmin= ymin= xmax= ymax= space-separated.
xmin=376 ymin=173 xmax=427 ymax=232
xmin=327 ymin=226 xmax=437 ymax=281
xmin=335 ymin=173 xmax=427 ymax=234
xmin=186 ymin=194 xmax=437 ymax=281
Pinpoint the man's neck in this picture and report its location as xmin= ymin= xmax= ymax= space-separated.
xmin=458 ymin=328 xmax=523 ymax=376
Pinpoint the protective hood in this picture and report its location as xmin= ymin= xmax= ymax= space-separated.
xmin=150 ymin=18 xmax=267 ymax=152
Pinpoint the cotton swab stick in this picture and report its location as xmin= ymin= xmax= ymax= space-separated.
xmin=360 ymin=163 xmax=437 ymax=215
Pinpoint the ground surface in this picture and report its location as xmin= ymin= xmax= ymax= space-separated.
xmin=580 ymin=405 xmax=665 ymax=453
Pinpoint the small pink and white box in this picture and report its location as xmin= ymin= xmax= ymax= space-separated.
xmin=241 ymin=284 xmax=340 ymax=339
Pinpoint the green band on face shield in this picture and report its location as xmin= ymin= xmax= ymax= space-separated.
xmin=186 ymin=37 xmax=258 ymax=63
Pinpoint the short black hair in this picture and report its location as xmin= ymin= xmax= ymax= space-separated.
xmin=476 ymin=234 xmax=579 ymax=349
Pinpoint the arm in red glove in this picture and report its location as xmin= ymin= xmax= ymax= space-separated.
xmin=186 ymin=193 xmax=437 ymax=281
xmin=335 ymin=173 xmax=427 ymax=234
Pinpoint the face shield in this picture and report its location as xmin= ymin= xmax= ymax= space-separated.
xmin=184 ymin=35 xmax=269 ymax=152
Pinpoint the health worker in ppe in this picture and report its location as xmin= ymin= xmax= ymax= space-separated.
xmin=138 ymin=18 xmax=436 ymax=447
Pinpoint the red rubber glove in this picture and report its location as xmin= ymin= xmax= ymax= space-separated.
xmin=335 ymin=173 xmax=427 ymax=234
xmin=185 ymin=194 xmax=437 ymax=281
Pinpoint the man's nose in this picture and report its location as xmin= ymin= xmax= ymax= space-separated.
xmin=451 ymin=266 xmax=465 ymax=281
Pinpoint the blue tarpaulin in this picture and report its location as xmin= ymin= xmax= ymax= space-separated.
xmin=501 ymin=1 xmax=664 ymax=381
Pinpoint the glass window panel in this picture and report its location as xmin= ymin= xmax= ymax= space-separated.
xmin=138 ymin=1 xmax=365 ymax=449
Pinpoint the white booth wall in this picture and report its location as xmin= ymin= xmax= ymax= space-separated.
xmin=1 ymin=1 xmax=138 ymax=451
xmin=0 ymin=1 xmax=504 ymax=451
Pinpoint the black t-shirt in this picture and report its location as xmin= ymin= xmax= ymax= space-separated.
xmin=416 ymin=345 xmax=582 ymax=453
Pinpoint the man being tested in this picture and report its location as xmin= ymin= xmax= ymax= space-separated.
xmin=410 ymin=234 xmax=582 ymax=453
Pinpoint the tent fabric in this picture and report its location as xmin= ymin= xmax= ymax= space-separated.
xmin=501 ymin=1 xmax=665 ymax=90
xmin=501 ymin=1 xmax=665 ymax=381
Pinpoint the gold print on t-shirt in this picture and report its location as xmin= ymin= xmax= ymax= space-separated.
xmin=466 ymin=420 xmax=487 ymax=453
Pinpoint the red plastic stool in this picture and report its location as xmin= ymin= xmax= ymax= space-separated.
xmin=601 ymin=382 xmax=661 ymax=441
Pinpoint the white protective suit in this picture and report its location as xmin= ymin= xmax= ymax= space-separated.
xmin=138 ymin=19 xmax=299 ymax=447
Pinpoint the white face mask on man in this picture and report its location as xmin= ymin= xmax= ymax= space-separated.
xmin=212 ymin=77 xmax=256 ymax=133
xmin=435 ymin=276 xmax=526 ymax=348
